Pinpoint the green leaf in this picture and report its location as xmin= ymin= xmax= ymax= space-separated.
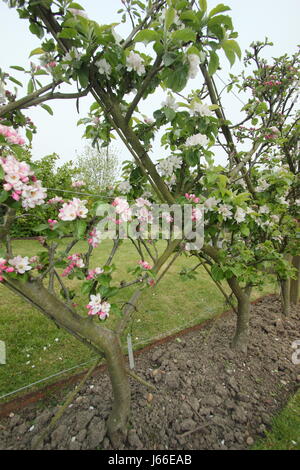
xmin=134 ymin=29 xmax=161 ymax=43
xmin=29 ymin=47 xmax=44 ymax=58
xmin=27 ymin=79 xmax=34 ymax=94
xmin=223 ymin=39 xmax=242 ymax=59
xmin=211 ymin=264 xmax=224 ymax=281
xmin=208 ymin=51 xmax=219 ymax=75
xmin=162 ymin=52 xmax=178 ymax=66
xmin=8 ymin=76 xmax=23 ymax=87
xmin=0 ymin=166 xmax=4 ymax=180
xmin=29 ymin=22 xmax=44 ymax=39
xmin=165 ymin=7 xmax=176 ymax=30
xmin=208 ymin=4 xmax=231 ymax=17
xmin=171 ymin=28 xmax=196 ymax=42
xmin=58 ymin=28 xmax=78 ymax=39
xmin=163 ymin=63 xmax=189 ymax=92
xmin=40 ymin=104 xmax=53 ymax=115
xmin=74 ymin=219 xmax=87 ymax=239
xmin=199 ymin=0 xmax=207 ymax=11
xmin=180 ymin=10 xmax=198 ymax=23
xmin=32 ymin=224 xmax=49 ymax=232
xmin=10 ymin=65 xmax=25 ymax=71
xmin=68 ymin=2 xmax=85 ymax=10
xmin=223 ymin=47 xmax=235 ymax=66
xmin=77 ymin=66 xmax=89 ymax=89
xmin=0 ymin=191 xmax=9 ymax=204
xmin=208 ymin=14 xmax=233 ymax=31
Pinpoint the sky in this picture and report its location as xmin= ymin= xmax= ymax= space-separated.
xmin=0 ymin=0 xmax=299 ymax=170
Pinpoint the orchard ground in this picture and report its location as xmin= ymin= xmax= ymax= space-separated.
xmin=0 ymin=295 xmax=299 ymax=450
xmin=0 ymin=238 xmax=277 ymax=401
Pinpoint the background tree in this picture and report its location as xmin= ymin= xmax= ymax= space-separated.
xmin=73 ymin=144 xmax=119 ymax=193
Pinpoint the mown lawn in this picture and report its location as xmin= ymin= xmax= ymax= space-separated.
xmin=0 ymin=239 xmax=275 ymax=401
xmin=252 ymin=388 xmax=300 ymax=450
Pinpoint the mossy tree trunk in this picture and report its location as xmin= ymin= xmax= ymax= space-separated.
xmin=290 ymin=255 xmax=300 ymax=305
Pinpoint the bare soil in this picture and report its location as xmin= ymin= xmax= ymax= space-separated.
xmin=0 ymin=295 xmax=299 ymax=450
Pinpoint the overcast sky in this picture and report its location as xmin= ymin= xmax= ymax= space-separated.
xmin=1 ymin=0 xmax=299 ymax=169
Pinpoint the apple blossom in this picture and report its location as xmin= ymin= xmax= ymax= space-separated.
xmin=161 ymin=94 xmax=179 ymax=111
xmin=58 ymin=198 xmax=88 ymax=221
xmin=88 ymin=228 xmax=101 ymax=248
xmin=234 ymin=207 xmax=246 ymax=223
xmin=8 ymin=256 xmax=32 ymax=274
xmin=138 ymin=260 xmax=152 ymax=270
xmin=218 ymin=204 xmax=233 ymax=220
xmin=185 ymin=133 xmax=209 ymax=147
xmin=126 ymin=51 xmax=145 ymax=76
xmin=187 ymin=54 xmax=200 ymax=79
xmin=96 ymin=58 xmax=112 ymax=77
xmin=86 ymin=294 xmax=110 ymax=319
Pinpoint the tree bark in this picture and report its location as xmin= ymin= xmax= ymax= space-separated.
xmin=231 ymin=292 xmax=251 ymax=353
xmin=280 ymin=278 xmax=291 ymax=316
xmin=3 ymin=277 xmax=130 ymax=446
xmin=105 ymin=335 xmax=131 ymax=447
xmin=290 ymin=255 xmax=300 ymax=305
xmin=227 ymin=278 xmax=251 ymax=353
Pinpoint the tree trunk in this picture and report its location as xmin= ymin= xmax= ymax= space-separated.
xmin=227 ymin=278 xmax=251 ymax=354
xmin=3 ymin=277 xmax=131 ymax=446
xmin=105 ymin=335 xmax=131 ymax=447
xmin=231 ymin=292 xmax=251 ymax=353
xmin=290 ymin=255 xmax=300 ymax=305
xmin=280 ymin=278 xmax=291 ymax=316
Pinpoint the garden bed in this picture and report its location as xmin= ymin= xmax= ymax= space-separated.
xmin=0 ymin=295 xmax=299 ymax=450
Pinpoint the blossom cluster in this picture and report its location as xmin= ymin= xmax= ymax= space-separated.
xmin=62 ymin=254 xmax=85 ymax=277
xmin=87 ymin=228 xmax=102 ymax=248
xmin=58 ymin=198 xmax=88 ymax=221
xmin=157 ymin=155 xmax=182 ymax=178
xmin=86 ymin=293 xmax=110 ymax=320
xmin=0 ymin=154 xmax=47 ymax=209
xmin=86 ymin=267 xmax=103 ymax=280
xmin=0 ymin=124 xmax=25 ymax=146
xmin=185 ymin=133 xmax=209 ymax=147
xmin=0 ymin=258 xmax=15 ymax=281
xmin=118 ymin=181 xmax=132 ymax=194
xmin=0 ymin=255 xmax=35 ymax=281
xmin=189 ymin=101 xmax=214 ymax=117
xmin=138 ymin=260 xmax=152 ymax=270
xmin=71 ymin=180 xmax=85 ymax=188
xmin=126 ymin=51 xmax=145 ymax=76
xmin=187 ymin=54 xmax=200 ymax=79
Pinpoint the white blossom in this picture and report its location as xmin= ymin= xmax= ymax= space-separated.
xmin=118 ymin=181 xmax=132 ymax=194
xmin=204 ymin=197 xmax=220 ymax=211
xmin=218 ymin=204 xmax=233 ymax=220
xmin=9 ymin=256 xmax=32 ymax=274
xmin=96 ymin=58 xmax=112 ymax=77
xmin=187 ymin=54 xmax=200 ymax=79
xmin=126 ymin=51 xmax=145 ymax=76
xmin=189 ymin=101 xmax=213 ymax=117
xmin=185 ymin=133 xmax=209 ymax=147
xmin=157 ymin=155 xmax=182 ymax=178
xmin=256 ymin=180 xmax=270 ymax=192
xmin=161 ymin=94 xmax=178 ymax=111
xmin=234 ymin=207 xmax=246 ymax=223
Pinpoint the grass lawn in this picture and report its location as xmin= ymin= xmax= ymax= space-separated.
xmin=0 ymin=238 xmax=276 ymax=402
xmin=252 ymin=388 xmax=300 ymax=450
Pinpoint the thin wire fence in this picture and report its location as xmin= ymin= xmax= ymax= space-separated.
xmin=0 ymin=308 xmax=221 ymax=401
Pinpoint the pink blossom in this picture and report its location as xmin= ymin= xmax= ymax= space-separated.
xmin=58 ymin=198 xmax=88 ymax=221
xmin=88 ymin=228 xmax=101 ymax=248
xmin=86 ymin=294 xmax=110 ymax=319
xmin=0 ymin=124 xmax=25 ymax=145
xmin=138 ymin=260 xmax=152 ymax=270
xmin=48 ymin=219 xmax=58 ymax=230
